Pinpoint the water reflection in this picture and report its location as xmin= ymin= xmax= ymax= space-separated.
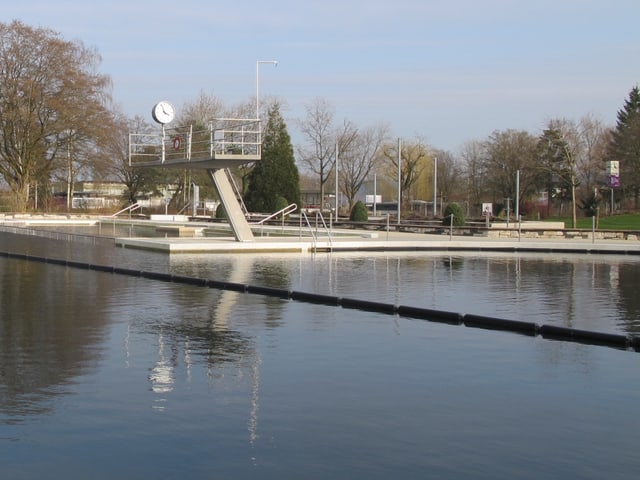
xmin=0 ymin=256 xmax=259 ymax=428
xmin=0 ymin=258 xmax=109 ymax=423
xmin=3 ymin=227 xmax=640 ymax=337
xmin=2 ymin=232 xmax=640 ymax=478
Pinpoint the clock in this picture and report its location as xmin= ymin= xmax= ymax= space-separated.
xmin=152 ymin=101 xmax=175 ymax=124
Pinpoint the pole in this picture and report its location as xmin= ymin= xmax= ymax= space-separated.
xmin=256 ymin=60 xmax=278 ymax=120
xmin=397 ymin=137 xmax=401 ymax=225
xmin=161 ymin=124 xmax=166 ymax=164
xmin=433 ymin=156 xmax=437 ymax=217
xmin=373 ymin=173 xmax=377 ymax=216
xmin=611 ymin=189 xmax=614 ymax=215
xmin=335 ymin=143 xmax=339 ymax=219
xmin=505 ymin=197 xmax=510 ymax=227
xmin=515 ymin=169 xmax=520 ymax=223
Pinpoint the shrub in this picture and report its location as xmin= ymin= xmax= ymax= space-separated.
xmin=579 ymin=193 xmax=599 ymax=217
xmin=443 ymin=203 xmax=465 ymax=226
xmin=215 ymin=203 xmax=227 ymax=219
xmin=350 ymin=200 xmax=369 ymax=222
xmin=274 ymin=195 xmax=289 ymax=215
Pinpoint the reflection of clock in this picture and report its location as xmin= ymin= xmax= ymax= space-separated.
xmin=152 ymin=101 xmax=175 ymax=124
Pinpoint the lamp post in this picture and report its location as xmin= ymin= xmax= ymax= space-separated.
xmin=256 ymin=60 xmax=278 ymax=120
xmin=373 ymin=172 xmax=377 ymax=217
xmin=433 ymin=156 xmax=437 ymax=217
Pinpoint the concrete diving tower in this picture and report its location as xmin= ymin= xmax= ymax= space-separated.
xmin=129 ymin=118 xmax=260 ymax=242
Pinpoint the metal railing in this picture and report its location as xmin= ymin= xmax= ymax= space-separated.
xmin=300 ymin=211 xmax=333 ymax=250
xmin=253 ymin=203 xmax=298 ymax=236
xmin=110 ymin=202 xmax=141 ymax=217
xmin=129 ymin=118 xmax=261 ymax=166
xmin=226 ymin=169 xmax=249 ymax=216
xmin=0 ymin=225 xmax=113 ymax=245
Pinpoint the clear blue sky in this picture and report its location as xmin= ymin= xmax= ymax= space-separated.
xmin=7 ymin=0 xmax=640 ymax=152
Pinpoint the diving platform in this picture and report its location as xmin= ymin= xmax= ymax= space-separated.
xmin=129 ymin=118 xmax=261 ymax=169
xmin=129 ymin=117 xmax=261 ymax=242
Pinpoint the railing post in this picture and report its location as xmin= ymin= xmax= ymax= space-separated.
xmin=449 ymin=214 xmax=454 ymax=241
xmin=209 ymin=121 xmax=214 ymax=158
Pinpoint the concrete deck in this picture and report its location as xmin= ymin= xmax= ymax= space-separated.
xmin=3 ymin=215 xmax=639 ymax=255
xmin=115 ymin=228 xmax=640 ymax=255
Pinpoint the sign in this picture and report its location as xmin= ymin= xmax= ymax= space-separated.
xmin=606 ymin=161 xmax=619 ymax=176
xmin=365 ymin=195 xmax=382 ymax=205
xmin=609 ymin=175 xmax=620 ymax=188
xmin=172 ymin=136 xmax=181 ymax=150
xmin=482 ymin=203 xmax=493 ymax=216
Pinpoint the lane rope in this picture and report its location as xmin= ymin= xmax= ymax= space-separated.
xmin=2 ymin=251 xmax=637 ymax=353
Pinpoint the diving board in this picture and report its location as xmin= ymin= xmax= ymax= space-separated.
xmin=129 ymin=117 xmax=261 ymax=242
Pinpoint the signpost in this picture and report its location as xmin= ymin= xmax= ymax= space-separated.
xmin=482 ymin=202 xmax=493 ymax=229
xmin=607 ymin=161 xmax=620 ymax=214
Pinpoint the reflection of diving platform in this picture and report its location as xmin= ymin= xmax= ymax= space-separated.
xmin=129 ymin=119 xmax=260 ymax=242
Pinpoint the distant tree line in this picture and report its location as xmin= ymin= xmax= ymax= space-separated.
xmin=1 ymin=19 xmax=639 ymax=222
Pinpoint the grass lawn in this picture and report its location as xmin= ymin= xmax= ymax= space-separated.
xmin=546 ymin=213 xmax=640 ymax=230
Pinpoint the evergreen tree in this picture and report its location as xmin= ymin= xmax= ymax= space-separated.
xmin=610 ymin=86 xmax=640 ymax=207
xmin=245 ymin=102 xmax=300 ymax=213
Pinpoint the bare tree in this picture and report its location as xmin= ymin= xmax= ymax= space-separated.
xmin=577 ymin=114 xmax=609 ymax=193
xmin=381 ymin=137 xmax=430 ymax=212
xmin=432 ymin=149 xmax=462 ymax=205
xmin=338 ymin=123 xmax=389 ymax=210
xmin=541 ymin=118 xmax=582 ymax=227
xmin=0 ymin=20 xmax=112 ymax=211
xmin=296 ymin=97 xmax=337 ymax=207
xmin=177 ymin=90 xmax=226 ymax=127
xmin=460 ymin=139 xmax=487 ymax=213
xmin=483 ymin=129 xmax=539 ymax=215
xmin=101 ymin=114 xmax=167 ymax=206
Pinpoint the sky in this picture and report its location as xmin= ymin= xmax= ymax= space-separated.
xmin=5 ymin=0 xmax=640 ymax=152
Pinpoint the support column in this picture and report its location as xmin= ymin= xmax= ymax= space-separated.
xmin=207 ymin=168 xmax=254 ymax=242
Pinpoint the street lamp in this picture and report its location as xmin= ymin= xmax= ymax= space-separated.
xmin=256 ymin=60 xmax=278 ymax=120
xmin=433 ymin=156 xmax=437 ymax=217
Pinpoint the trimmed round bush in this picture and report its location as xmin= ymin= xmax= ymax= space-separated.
xmin=215 ymin=203 xmax=227 ymax=219
xmin=442 ymin=203 xmax=465 ymax=226
xmin=274 ymin=195 xmax=289 ymax=214
xmin=350 ymin=200 xmax=369 ymax=222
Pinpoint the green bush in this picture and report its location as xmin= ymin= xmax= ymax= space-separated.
xmin=442 ymin=203 xmax=465 ymax=226
xmin=350 ymin=200 xmax=369 ymax=222
xmin=215 ymin=203 xmax=227 ymax=219
xmin=274 ymin=195 xmax=289 ymax=215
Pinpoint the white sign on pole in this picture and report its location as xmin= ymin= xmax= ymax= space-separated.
xmin=606 ymin=161 xmax=619 ymax=175
xmin=365 ymin=195 xmax=382 ymax=205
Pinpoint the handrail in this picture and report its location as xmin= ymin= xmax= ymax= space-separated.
xmin=226 ymin=169 xmax=248 ymax=216
xmin=299 ymin=211 xmax=333 ymax=251
xmin=128 ymin=118 xmax=261 ymax=165
xmin=177 ymin=201 xmax=192 ymax=215
xmin=300 ymin=211 xmax=318 ymax=248
xmin=253 ymin=203 xmax=297 ymax=225
xmin=111 ymin=202 xmax=140 ymax=217
xmin=314 ymin=211 xmax=333 ymax=246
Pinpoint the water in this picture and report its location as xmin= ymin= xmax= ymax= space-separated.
xmin=1 ymin=231 xmax=639 ymax=478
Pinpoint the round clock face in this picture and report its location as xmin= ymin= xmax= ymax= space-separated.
xmin=152 ymin=101 xmax=175 ymax=124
